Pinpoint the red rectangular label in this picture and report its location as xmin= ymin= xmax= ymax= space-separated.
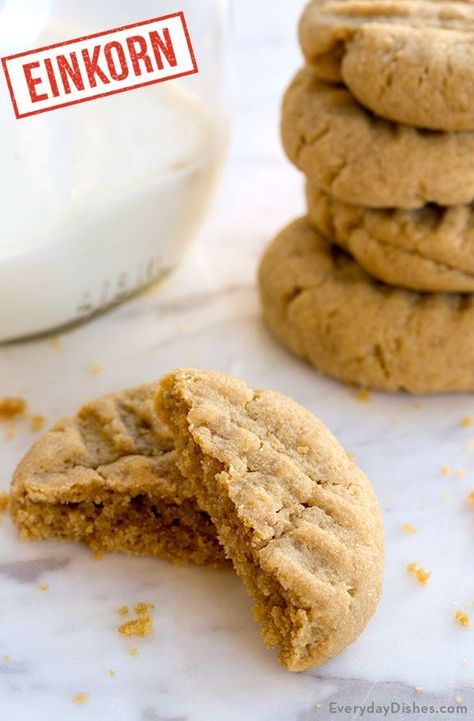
xmin=1 ymin=12 xmax=198 ymax=119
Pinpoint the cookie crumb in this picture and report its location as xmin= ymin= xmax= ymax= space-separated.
xmin=88 ymin=363 xmax=103 ymax=377
xmin=3 ymin=655 xmax=11 ymax=663
xmin=107 ymin=669 xmax=116 ymax=677
xmin=441 ymin=465 xmax=451 ymax=476
xmin=50 ymin=335 xmax=61 ymax=349
xmin=134 ymin=602 xmax=155 ymax=615
xmin=467 ymin=490 xmax=474 ymax=506
xmin=407 ymin=562 xmax=431 ymax=586
xmin=454 ymin=610 xmax=471 ymax=628
xmin=455 ymin=468 xmax=467 ymax=479
xmin=129 ymin=647 xmax=139 ymax=656
xmin=72 ymin=694 xmax=88 ymax=705
xmin=0 ymin=397 xmax=26 ymax=419
xmin=352 ymin=388 xmax=371 ymax=403
xmin=414 ymin=686 xmax=424 ymax=693
xmin=0 ymin=492 xmax=9 ymax=512
xmin=315 ymin=703 xmax=322 ymax=709
xmin=30 ymin=415 xmax=45 ymax=433
xmin=118 ymin=605 xmax=129 ymax=617
xmin=460 ymin=416 xmax=474 ymax=428
xmin=455 ymin=696 xmax=463 ymax=705
xmin=401 ymin=523 xmax=417 ymax=535
xmin=38 ymin=584 xmax=49 ymax=591
xmin=118 ymin=614 xmax=153 ymax=638
xmin=92 ymin=551 xmax=104 ymax=561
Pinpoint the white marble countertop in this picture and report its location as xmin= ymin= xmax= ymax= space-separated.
xmin=1 ymin=1 xmax=474 ymax=719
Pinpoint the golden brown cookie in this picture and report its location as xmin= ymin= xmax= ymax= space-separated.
xmin=258 ymin=217 xmax=474 ymax=393
xmin=282 ymin=69 xmax=474 ymax=209
xmin=156 ymin=368 xmax=384 ymax=671
xmin=10 ymin=384 xmax=225 ymax=566
xmin=307 ymin=184 xmax=474 ymax=293
xmin=299 ymin=0 xmax=474 ymax=131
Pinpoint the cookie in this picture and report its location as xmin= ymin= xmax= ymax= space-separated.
xmin=282 ymin=69 xmax=474 ymax=209
xmin=299 ymin=0 xmax=474 ymax=131
xmin=259 ymin=218 xmax=474 ymax=393
xmin=156 ymin=369 xmax=384 ymax=671
xmin=307 ymin=184 xmax=474 ymax=293
xmin=10 ymin=384 xmax=225 ymax=566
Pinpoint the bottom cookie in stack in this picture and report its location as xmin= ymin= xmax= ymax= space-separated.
xmin=258 ymin=217 xmax=474 ymax=394
xmin=306 ymin=184 xmax=474 ymax=294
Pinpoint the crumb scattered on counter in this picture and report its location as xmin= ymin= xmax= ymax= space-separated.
xmin=454 ymin=610 xmax=471 ymax=628
xmin=352 ymin=388 xmax=371 ymax=403
xmin=467 ymin=490 xmax=474 ymax=506
xmin=460 ymin=416 xmax=474 ymax=428
xmin=129 ymin=647 xmax=139 ymax=656
xmin=92 ymin=551 xmax=104 ymax=561
xmin=407 ymin=562 xmax=431 ymax=586
xmin=401 ymin=523 xmax=417 ymax=535
xmin=108 ymin=669 xmax=116 ymax=677
xmin=441 ymin=465 xmax=451 ymax=476
xmin=50 ymin=335 xmax=62 ymax=349
xmin=0 ymin=397 xmax=26 ymax=419
xmin=0 ymin=492 xmax=9 ymax=512
xmin=455 ymin=696 xmax=463 ymax=705
xmin=72 ymin=694 xmax=88 ymax=705
xmin=118 ymin=615 xmax=153 ymax=638
xmin=134 ymin=602 xmax=155 ymax=615
xmin=118 ymin=605 xmax=129 ymax=617
xmin=414 ymin=686 xmax=424 ymax=693
xmin=38 ymin=584 xmax=49 ymax=591
xmin=3 ymin=655 xmax=11 ymax=663
xmin=455 ymin=468 xmax=467 ymax=479
xmin=30 ymin=415 xmax=45 ymax=433
xmin=88 ymin=363 xmax=103 ymax=377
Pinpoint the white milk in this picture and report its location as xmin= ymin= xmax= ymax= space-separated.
xmin=0 ymin=81 xmax=223 ymax=341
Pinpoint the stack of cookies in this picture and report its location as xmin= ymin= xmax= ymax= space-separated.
xmin=259 ymin=0 xmax=474 ymax=394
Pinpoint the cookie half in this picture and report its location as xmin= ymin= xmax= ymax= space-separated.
xmin=259 ymin=217 xmax=474 ymax=393
xmin=299 ymin=0 xmax=474 ymax=131
xmin=10 ymin=384 xmax=225 ymax=566
xmin=156 ymin=369 xmax=384 ymax=671
xmin=307 ymin=184 xmax=474 ymax=293
xmin=282 ymin=69 xmax=474 ymax=209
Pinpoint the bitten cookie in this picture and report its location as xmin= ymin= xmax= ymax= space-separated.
xmin=307 ymin=184 xmax=474 ymax=293
xmin=299 ymin=0 xmax=474 ymax=131
xmin=10 ymin=384 xmax=225 ymax=566
xmin=282 ymin=69 xmax=474 ymax=209
xmin=156 ymin=369 xmax=384 ymax=671
xmin=258 ymin=218 xmax=474 ymax=393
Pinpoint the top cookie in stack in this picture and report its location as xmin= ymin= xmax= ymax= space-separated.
xmin=258 ymin=0 xmax=474 ymax=392
xmin=299 ymin=0 xmax=474 ymax=132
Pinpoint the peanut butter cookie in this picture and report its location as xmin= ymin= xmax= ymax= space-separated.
xmin=300 ymin=0 xmax=474 ymax=131
xmin=11 ymin=384 xmax=225 ymax=566
xmin=259 ymin=218 xmax=474 ymax=393
xmin=282 ymin=69 xmax=474 ymax=208
xmin=307 ymin=184 xmax=474 ymax=293
xmin=156 ymin=369 xmax=384 ymax=671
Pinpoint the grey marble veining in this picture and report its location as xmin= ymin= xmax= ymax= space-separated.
xmin=1 ymin=1 xmax=473 ymax=719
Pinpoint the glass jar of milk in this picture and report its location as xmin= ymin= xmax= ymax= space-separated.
xmin=0 ymin=0 xmax=228 ymax=342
